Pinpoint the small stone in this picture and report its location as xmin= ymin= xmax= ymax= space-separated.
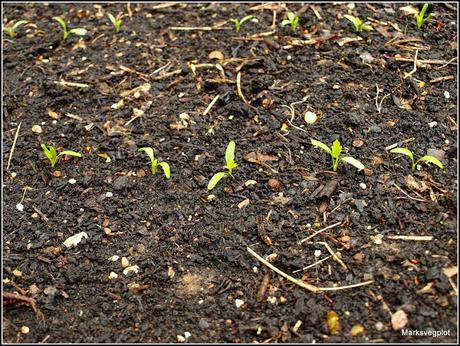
xmin=244 ymin=180 xmax=257 ymax=187
xmin=235 ymin=299 xmax=244 ymax=308
xmin=16 ymin=203 xmax=24 ymax=212
xmin=105 ymin=192 xmax=113 ymax=198
xmin=108 ymin=272 xmax=118 ymax=280
xmin=108 ymin=255 xmax=119 ymax=261
xmin=267 ymin=296 xmax=277 ymax=304
xmin=199 ymin=319 xmax=210 ymax=329
xmin=353 ymin=253 xmax=364 ymax=263
xmin=177 ymin=335 xmax=186 ymax=342
xmin=444 ymin=91 xmax=450 ymax=99
xmin=352 ymin=138 xmax=364 ymax=148
xmin=350 ymin=324 xmax=364 ymax=336
xmin=359 ymin=183 xmax=367 ymax=190
xmin=375 ymin=321 xmax=384 ymax=331
xmin=428 ymin=121 xmax=438 ymax=128
xmin=32 ymin=125 xmax=42 ymax=134
xmin=369 ymin=125 xmax=381 ymax=133
xmin=304 ymin=111 xmax=317 ymax=124
xmin=314 ymin=250 xmax=321 ymax=257
xmin=184 ymin=332 xmax=191 ymax=339
xmin=391 ymin=310 xmax=408 ymax=330
xmin=68 ymin=178 xmax=77 ymax=184
xmin=12 ymin=269 xmax=22 ymax=277
xmin=20 ymin=326 xmax=30 ymax=334
xmin=268 ymin=178 xmax=281 ymax=191
xmin=237 ymin=198 xmax=250 ymax=209
xmin=123 ymin=265 xmax=140 ymax=276
xmin=207 ymin=194 xmax=216 ymax=201
xmin=363 ymin=168 xmax=373 ymax=176
xmin=121 ymin=257 xmax=130 ymax=268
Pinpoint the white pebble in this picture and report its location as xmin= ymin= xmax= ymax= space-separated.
xmin=184 ymin=332 xmax=191 ymax=339
xmin=105 ymin=192 xmax=113 ymax=198
xmin=252 ymin=266 xmax=259 ymax=273
xmin=314 ymin=250 xmax=321 ymax=258
xmin=428 ymin=121 xmax=438 ymax=128
xmin=235 ymin=299 xmax=245 ymax=308
xmin=444 ymin=91 xmax=450 ymax=99
xmin=359 ymin=183 xmax=367 ymax=190
xmin=16 ymin=203 xmax=24 ymax=212
xmin=68 ymin=179 xmax=77 ymax=184
xmin=32 ymin=125 xmax=42 ymax=134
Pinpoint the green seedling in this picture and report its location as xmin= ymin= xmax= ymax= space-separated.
xmin=208 ymin=141 xmax=238 ymax=190
xmin=138 ymin=147 xmax=171 ymax=179
xmin=41 ymin=144 xmax=81 ymax=168
xmin=311 ymin=139 xmax=365 ymax=172
xmin=281 ymin=12 xmax=299 ymax=32
xmin=230 ymin=15 xmax=253 ymax=32
xmin=343 ymin=14 xmax=373 ymax=32
xmin=2 ymin=20 xmax=28 ymax=39
xmin=107 ymin=13 xmax=122 ymax=33
xmin=416 ymin=3 xmax=432 ymax=30
xmin=389 ymin=147 xmax=443 ymax=171
xmin=53 ymin=16 xmax=87 ymax=41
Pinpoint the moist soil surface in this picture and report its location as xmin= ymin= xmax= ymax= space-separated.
xmin=2 ymin=2 xmax=457 ymax=343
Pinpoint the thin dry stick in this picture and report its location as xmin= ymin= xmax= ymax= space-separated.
xmin=375 ymin=84 xmax=390 ymax=113
xmin=393 ymin=56 xmax=457 ymax=66
xmin=435 ymin=57 xmax=458 ymax=70
xmin=316 ymin=241 xmax=348 ymax=270
xmin=203 ymin=94 xmax=220 ymax=116
xmin=292 ymin=255 xmax=332 ymax=274
xmin=299 ymin=221 xmax=342 ymax=244
xmin=403 ymin=49 xmax=418 ymax=79
xmin=247 ymin=246 xmax=319 ymax=292
xmin=393 ymin=183 xmax=426 ymax=202
xmin=247 ymin=247 xmax=373 ymax=292
xmin=151 ymin=69 xmax=182 ymax=81
xmin=271 ymin=10 xmax=277 ymax=29
xmin=385 ymin=137 xmax=415 ymax=151
xmin=386 ymin=235 xmax=433 ymax=241
xmin=236 ymin=72 xmax=249 ymax=105
xmin=6 ymin=121 xmax=22 ymax=171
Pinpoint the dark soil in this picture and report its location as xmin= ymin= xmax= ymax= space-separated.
xmin=3 ymin=2 xmax=457 ymax=343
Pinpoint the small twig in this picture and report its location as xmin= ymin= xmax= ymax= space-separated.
xmin=429 ymin=75 xmax=455 ymax=84
xmin=375 ymin=84 xmax=390 ymax=113
xmin=247 ymin=246 xmax=319 ymax=292
xmin=203 ymin=94 xmax=220 ymax=116
xmin=299 ymin=221 xmax=342 ymax=244
xmin=292 ymin=255 xmax=332 ymax=274
xmin=315 ymin=241 xmax=348 ymax=270
xmin=151 ymin=69 xmax=182 ymax=81
xmin=31 ymin=205 xmax=49 ymax=223
xmin=247 ymin=247 xmax=373 ymax=292
xmin=385 ymin=137 xmax=415 ymax=151
xmin=403 ymin=49 xmax=418 ymax=79
xmin=6 ymin=121 xmax=21 ymax=171
xmin=393 ymin=183 xmax=427 ymax=202
xmin=386 ymin=235 xmax=433 ymax=241
xmin=236 ymin=72 xmax=249 ymax=105
xmin=150 ymin=62 xmax=171 ymax=76
xmin=391 ymin=55 xmax=457 ymax=66
xmin=271 ymin=10 xmax=277 ymax=29
xmin=435 ymin=57 xmax=458 ymax=70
